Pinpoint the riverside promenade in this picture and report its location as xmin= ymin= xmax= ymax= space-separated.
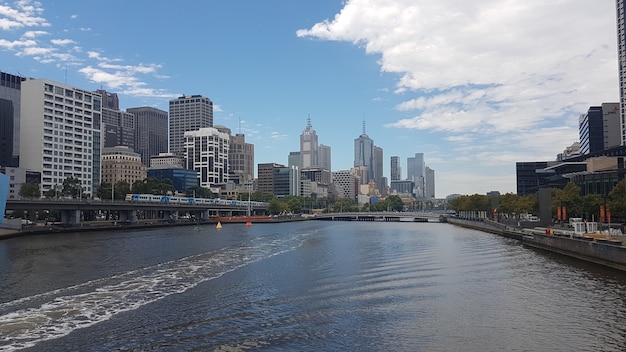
xmin=448 ymin=217 xmax=626 ymax=272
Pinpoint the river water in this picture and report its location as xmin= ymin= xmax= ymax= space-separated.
xmin=1 ymin=221 xmax=626 ymax=351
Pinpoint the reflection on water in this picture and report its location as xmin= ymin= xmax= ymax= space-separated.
xmin=0 ymin=221 xmax=625 ymax=351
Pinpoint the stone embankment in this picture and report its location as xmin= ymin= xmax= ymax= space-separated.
xmin=448 ymin=217 xmax=626 ymax=272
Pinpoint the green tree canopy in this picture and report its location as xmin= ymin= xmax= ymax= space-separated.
xmin=19 ymin=182 xmax=40 ymax=199
xmin=186 ymin=185 xmax=213 ymax=198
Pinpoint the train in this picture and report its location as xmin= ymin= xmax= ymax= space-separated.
xmin=125 ymin=193 xmax=268 ymax=208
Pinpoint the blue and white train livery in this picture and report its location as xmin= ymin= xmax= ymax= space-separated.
xmin=125 ymin=194 xmax=267 ymax=208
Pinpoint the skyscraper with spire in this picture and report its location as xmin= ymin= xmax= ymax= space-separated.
xmin=300 ymin=115 xmax=318 ymax=168
xmin=354 ymin=121 xmax=374 ymax=184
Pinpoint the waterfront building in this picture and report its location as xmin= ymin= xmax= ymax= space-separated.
xmin=318 ymin=144 xmax=331 ymax=172
xmin=332 ymin=170 xmax=358 ymax=199
xmin=390 ymin=156 xmax=401 ymax=181
xmin=579 ymin=103 xmax=620 ymax=155
xmin=184 ymin=127 xmax=229 ymax=188
xmin=0 ymin=167 xmax=41 ymax=200
xmin=147 ymin=167 xmax=198 ymax=193
xmin=617 ymin=0 xmax=626 ymax=144
xmin=354 ymin=121 xmax=374 ymax=184
xmin=127 ymin=106 xmax=168 ymax=167
xmin=169 ymin=95 xmax=213 ymax=157
xmin=0 ymin=72 xmax=25 ymax=167
xmin=101 ymin=146 xmax=147 ymax=186
xmin=300 ymin=116 xmax=319 ymax=168
xmin=20 ymin=78 xmax=103 ymax=196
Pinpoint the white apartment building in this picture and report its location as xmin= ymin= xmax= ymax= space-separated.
xmin=20 ymin=78 xmax=102 ymax=196
xmin=184 ymin=127 xmax=229 ymax=188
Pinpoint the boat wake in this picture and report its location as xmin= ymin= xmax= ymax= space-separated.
xmin=0 ymin=233 xmax=304 ymax=351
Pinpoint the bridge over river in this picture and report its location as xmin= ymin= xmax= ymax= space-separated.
xmin=312 ymin=212 xmax=445 ymax=222
xmin=4 ymin=198 xmax=267 ymax=227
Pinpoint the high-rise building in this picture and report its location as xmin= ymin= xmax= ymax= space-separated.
xmin=373 ymin=145 xmax=383 ymax=189
xmin=332 ymin=170 xmax=358 ymax=199
xmin=274 ymin=165 xmax=300 ymax=197
xmin=579 ymin=103 xmax=620 ymax=155
xmin=20 ymin=78 xmax=103 ymax=195
xmin=127 ymin=106 xmax=168 ymax=166
xmin=102 ymin=108 xmax=136 ymax=150
xmin=229 ymin=133 xmax=254 ymax=183
xmin=407 ymin=153 xmax=425 ymax=198
xmin=617 ymin=0 xmax=626 ymax=144
xmin=288 ymin=151 xmax=302 ymax=170
xmin=101 ymin=146 xmax=146 ymax=186
xmin=96 ymin=89 xmax=119 ymax=110
xmin=0 ymin=72 xmax=25 ymax=167
xmin=425 ymin=166 xmax=435 ymax=199
xmin=300 ymin=116 xmax=318 ymax=168
xmin=318 ymin=144 xmax=331 ymax=172
xmin=184 ymin=127 xmax=229 ymax=188
xmin=169 ymin=95 xmax=213 ymax=157
xmin=216 ymin=125 xmax=255 ymax=183
xmin=390 ymin=156 xmax=401 ymax=181
xmin=257 ymin=163 xmax=283 ymax=195
xmin=354 ymin=121 xmax=374 ymax=183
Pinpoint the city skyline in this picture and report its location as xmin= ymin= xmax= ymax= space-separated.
xmin=0 ymin=1 xmax=619 ymax=197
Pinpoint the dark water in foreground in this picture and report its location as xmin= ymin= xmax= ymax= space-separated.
xmin=1 ymin=221 xmax=626 ymax=351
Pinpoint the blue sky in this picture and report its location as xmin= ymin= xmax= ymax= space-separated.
xmin=0 ymin=0 xmax=619 ymax=198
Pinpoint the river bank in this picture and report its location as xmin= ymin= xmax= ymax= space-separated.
xmin=0 ymin=215 xmax=308 ymax=240
xmin=448 ymin=217 xmax=626 ymax=272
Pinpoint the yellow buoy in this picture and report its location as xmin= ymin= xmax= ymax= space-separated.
xmin=216 ymin=221 xmax=222 ymax=229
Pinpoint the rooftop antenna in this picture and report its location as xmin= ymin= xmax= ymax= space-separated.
xmin=238 ymin=116 xmax=241 ymax=134
xmin=362 ymin=120 xmax=366 ymax=135
xmin=307 ymin=113 xmax=312 ymax=128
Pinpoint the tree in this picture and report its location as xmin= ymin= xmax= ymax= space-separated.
xmin=386 ymin=195 xmax=404 ymax=211
xmin=132 ymin=178 xmax=175 ymax=195
xmin=186 ymin=185 xmax=213 ymax=198
xmin=19 ymin=182 xmax=40 ymax=199
xmin=608 ymin=181 xmax=626 ymax=220
xmin=62 ymin=177 xmax=83 ymax=198
xmin=552 ymin=182 xmax=582 ymax=218
xmin=268 ymin=198 xmax=289 ymax=215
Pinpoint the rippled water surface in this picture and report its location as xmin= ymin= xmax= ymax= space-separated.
xmin=1 ymin=221 xmax=626 ymax=351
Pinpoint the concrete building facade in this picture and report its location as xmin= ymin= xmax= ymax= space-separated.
xmin=20 ymin=78 xmax=103 ymax=196
xmin=101 ymin=146 xmax=147 ymax=186
xmin=0 ymin=72 xmax=25 ymax=167
xmin=127 ymin=106 xmax=168 ymax=167
xmin=184 ymin=127 xmax=229 ymax=188
xmin=300 ymin=116 xmax=318 ymax=168
xmin=169 ymin=95 xmax=213 ymax=157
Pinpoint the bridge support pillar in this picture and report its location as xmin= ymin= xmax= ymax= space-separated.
xmin=60 ymin=209 xmax=81 ymax=226
xmin=118 ymin=210 xmax=138 ymax=223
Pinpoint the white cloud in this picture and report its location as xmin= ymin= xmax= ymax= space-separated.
xmin=51 ymin=38 xmax=74 ymax=46
xmin=0 ymin=0 xmax=48 ymax=30
xmin=298 ymin=0 xmax=618 ymax=185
